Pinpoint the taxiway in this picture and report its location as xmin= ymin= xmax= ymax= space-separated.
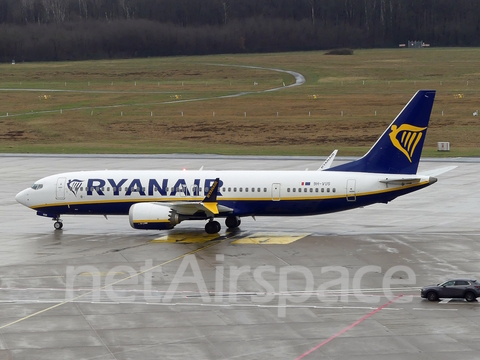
xmin=1 ymin=154 xmax=480 ymax=360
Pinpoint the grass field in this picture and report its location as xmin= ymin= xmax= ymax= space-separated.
xmin=1 ymin=48 xmax=480 ymax=156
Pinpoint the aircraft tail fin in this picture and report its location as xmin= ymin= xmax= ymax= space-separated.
xmin=327 ymin=90 xmax=436 ymax=175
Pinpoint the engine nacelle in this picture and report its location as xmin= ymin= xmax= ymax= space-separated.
xmin=129 ymin=203 xmax=180 ymax=230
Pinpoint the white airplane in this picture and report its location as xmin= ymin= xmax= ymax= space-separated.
xmin=16 ymin=90 xmax=450 ymax=234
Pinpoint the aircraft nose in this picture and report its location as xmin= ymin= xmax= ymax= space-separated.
xmin=15 ymin=189 xmax=29 ymax=206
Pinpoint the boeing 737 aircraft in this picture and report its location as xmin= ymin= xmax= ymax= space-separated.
xmin=16 ymin=90 xmax=449 ymax=234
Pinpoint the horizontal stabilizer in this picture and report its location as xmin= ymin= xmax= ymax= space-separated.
xmin=380 ymin=175 xmax=437 ymax=187
xmin=419 ymin=166 xmax=457 ymax=177
xmin=379 ymin=177 xmax=422 ymax=185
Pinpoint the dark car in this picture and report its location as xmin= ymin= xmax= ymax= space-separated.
xmin=421 ymin=279 xmax=480 ymax=302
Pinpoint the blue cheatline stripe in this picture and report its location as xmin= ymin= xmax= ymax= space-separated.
xmin=34 ymin=181 xmax=431 ymax=218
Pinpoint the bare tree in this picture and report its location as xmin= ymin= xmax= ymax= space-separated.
xmin=21 ymin=0 xmax=35 ymax=23
xmin=119 ymin=0 xmax=133 ymax=19
xmin=78 ymin=0 xmax=88 ymax=19
xmin=219 ymin=0 xmax=232 ymax=25
xmin=42 ymin=0 xmax=67 ymax=23
xmin=309 ymin=0 xmax=315 ymax=25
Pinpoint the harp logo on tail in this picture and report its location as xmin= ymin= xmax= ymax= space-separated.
xmin=389 ymin=124 xmax=427 ymax=162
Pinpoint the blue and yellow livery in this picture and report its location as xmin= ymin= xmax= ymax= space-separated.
xmin=15 ymin=90 xmax=449 ymax=234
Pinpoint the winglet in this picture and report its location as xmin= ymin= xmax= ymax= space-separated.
xmin=318 ymin=150 xmax=338 ymax=170
xmin=202 ymin=178 xmax=220 ymax=214
xmin=203 ymin=178 xmax=219 ymax=202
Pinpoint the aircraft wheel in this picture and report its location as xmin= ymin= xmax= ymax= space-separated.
xmin=205 ymin=220 xmax=221 ymax=234
xmin=54 ymin=221 xmax=63 ymax=230
xmin=225 ymin=215 xmax=241 ymax=229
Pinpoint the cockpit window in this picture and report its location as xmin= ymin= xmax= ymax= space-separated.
xmin=31 ymin=184 xmax=43 ymax=190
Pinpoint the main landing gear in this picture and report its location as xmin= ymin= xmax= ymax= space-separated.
xmin=205 ymin=216 xmax=241 ymax=234
xmin=205 ymin=220 xmax=221 ymax=234
xmin=225 ymin=215 xmax=241 ymax=229
xmin=53 ymin=216 xmax=63 ymax=230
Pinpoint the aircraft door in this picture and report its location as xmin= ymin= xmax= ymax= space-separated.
xmin=346 ymin=179 xmax=356 ymax=202
xmin=56 ymin=177 xmax=66 ymax=200
xmin=272 ymin=183 xmax=281 ymax=201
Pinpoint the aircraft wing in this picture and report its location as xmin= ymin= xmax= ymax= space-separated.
xmin=318 ymin=150 xmax=338 ymax=170
xmin=159 ymin=201 xmax=233 ymax=216
xmin=158 ymin=177 xmax=232 ymax=216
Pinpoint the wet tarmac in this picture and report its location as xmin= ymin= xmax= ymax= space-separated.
xmin=1 ymin=154 xmax=480 ymax=360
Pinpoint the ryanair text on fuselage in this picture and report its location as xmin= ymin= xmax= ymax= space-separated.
xmin=68 ymin=178 xmax=223 ymax=197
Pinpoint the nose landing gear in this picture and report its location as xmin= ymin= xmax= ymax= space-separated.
xmin=53 ymin=216 xmax=63 ymax=230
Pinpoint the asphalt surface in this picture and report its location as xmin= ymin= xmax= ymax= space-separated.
xmin=1 ymin=154 xmax=479 ymax=360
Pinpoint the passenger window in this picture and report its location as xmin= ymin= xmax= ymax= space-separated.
xmin=327 ymin=188 xmax=330 ymax=192
xmin=80 ymin=187 xmax=84 ymax=191
xmin=257 ymin=188 xmax=261 ymax=192
xmin=264 ymin=188 xmax=267 ymax=192
xmin=298 ymin=188 xmax=301 ymax=193
xmin=287 ymin=188 xmax=290 ymax=192
xmin=239 ymin=188 xmax=243 ymax=192
xmin=222 ymin=187 xmax=226 ymax=192
xmin=310 ymin=188 xmax=313 ymax=192
xmin=292 ymin=188 xmax=296 ymax=193
xmin=234 ymin=187 xmax=237 ymax=192
xmin=251 ymin=188 xmax=255 ymax=192
xmin=107 ymin=187 xmax=110 ymax=191
xmin=315 ymin=188 xmax=318 ymax=193
xmin=245 ymin=188 xmax=248 ymax=192
xmin=228 ymin=187 xmax=231 ymax=192
xmin=304 ymin=188 xmax=307 ymax=193
xmin=321 ymin=188 xmax=324 ymax=193
xmin=333 ymin=188 xmax=336 ymax=193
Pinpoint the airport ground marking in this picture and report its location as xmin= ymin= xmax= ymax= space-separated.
xmin=295 ymin=295 xmax=403 ymax=360
xmin=0 ymin=238 xmax=224 ymax=330
xmin=231 ymin=232 xmax=309 ymax=245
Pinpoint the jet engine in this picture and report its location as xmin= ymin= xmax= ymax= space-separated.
xmin=129 ymin=203 xmax=181 ymax=230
